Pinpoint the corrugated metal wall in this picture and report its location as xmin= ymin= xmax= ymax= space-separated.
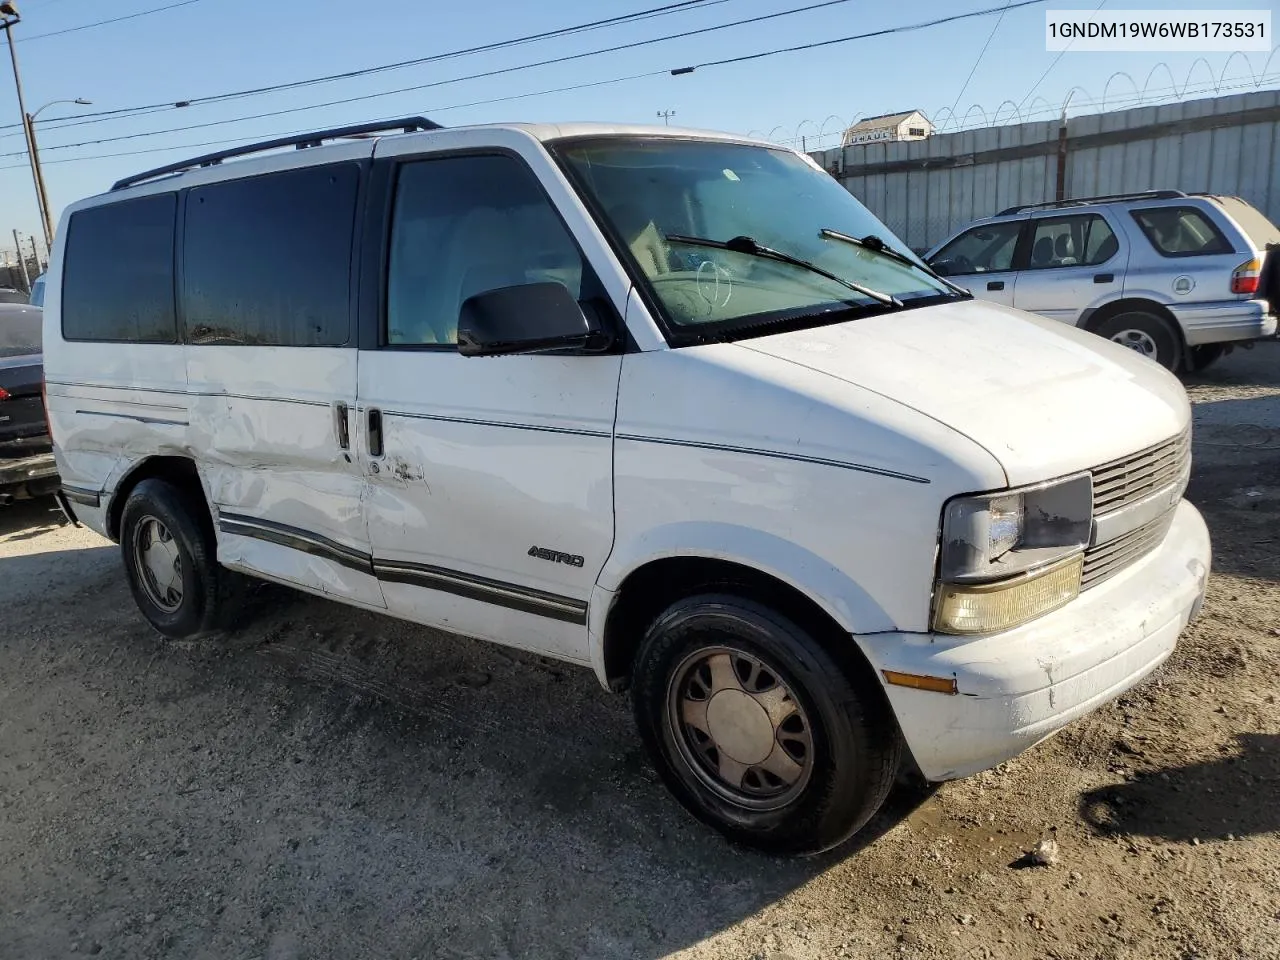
xmin=812 ymin=90 xmax=1280 ymax=253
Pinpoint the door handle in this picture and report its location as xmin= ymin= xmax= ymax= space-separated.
xmin=333 ymin=402 xmax=350 ymax=450
xmin=987 ymin=280 xmax=1005 ymax=291
xmin=367 ymin=408 xmax=383 ymax=458
xmin=1094 ymin=273 xmax=1114 ymax=284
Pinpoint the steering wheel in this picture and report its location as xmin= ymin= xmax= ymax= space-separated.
xmin=694 ymin=259 xmax=734 ymax=309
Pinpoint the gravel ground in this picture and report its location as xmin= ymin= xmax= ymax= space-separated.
xmin=1 ymin=344 xmax=1278 ymax=960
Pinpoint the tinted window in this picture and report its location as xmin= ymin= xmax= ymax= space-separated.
xmin=183 ymin=163 xmax=359 ymax=345
xmin=1131 ymin=206 xmax=1234 ymax=258
xmin=1027 ymin=214 xmax=1118 ymax=269
xmin=929 ymin=221 xmax=1022 ymax=275
xmin=386 ymin=154 xmax=588 ymax=346
xmin=62 ymin=194 xmax=177 ymax=342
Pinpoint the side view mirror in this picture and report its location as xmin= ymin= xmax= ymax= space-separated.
xmin=457 ymin=282 xmax=612 ymax=358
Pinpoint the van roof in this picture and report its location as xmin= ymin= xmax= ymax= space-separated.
xmin=106 ymin=117 xmax=775 ymax=194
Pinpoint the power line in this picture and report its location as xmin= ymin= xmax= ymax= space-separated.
xmin=16 ymin=0 xmax=202 ymax=43
xmin=1018 ymin=0 xmax=1107 ymax=109
xmin=4 ymin=0 xmax=1064 ymax=170
xmin=947 ymin=0 xmax=1014 ymax=116
xmin=9 ymin=0 xmax=732 ymax=134
xmin=0 ymin=71 xmax=668 ymax=171
xmin=682 ymin=0 xmax=1048 ymax=70
xmin=17 ymin=0 xmax=865 ymax=153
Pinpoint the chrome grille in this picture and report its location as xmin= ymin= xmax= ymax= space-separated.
xmin=1091 ymin=428 xmax=1191 ymax=516
xmin=1081 ymin=510 xmax=1175 ymax=590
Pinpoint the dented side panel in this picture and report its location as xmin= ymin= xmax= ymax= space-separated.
xmin=186 ymin=345 xmax=385 ymax=608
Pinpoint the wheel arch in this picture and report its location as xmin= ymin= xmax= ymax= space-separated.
xmin=1080 ymin=297 xmax=1182 ymax=336
xmin=106 ymin=455 xmax=209 ymax=542
xmin=591 ymin=527 xmax=896 ymax=694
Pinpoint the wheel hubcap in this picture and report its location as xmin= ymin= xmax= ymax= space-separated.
xmin=667 ymin=647 xmax=814 ymax=811
xmin=133 ymin=517 xmax=183 ymax=612
xmin=1111 ymin=328 xmax=1158 ymax=359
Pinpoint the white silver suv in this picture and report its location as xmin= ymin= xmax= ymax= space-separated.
xmin=925 ymin=191 xmax=1279 ymax=371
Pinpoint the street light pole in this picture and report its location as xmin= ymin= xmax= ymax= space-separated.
xmin=0 ymin=4 xmax=50 ymax=251
xmin=26 ymin=97 xmax=91 ymax=253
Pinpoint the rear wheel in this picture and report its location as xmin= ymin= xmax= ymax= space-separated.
xmin=631 ymin=593 xmax=901 ymax=856
xmin=1095 ymin=311 xmax=1181 ymax=371
xmin=119 ymin=479 xmax=242 ymax=640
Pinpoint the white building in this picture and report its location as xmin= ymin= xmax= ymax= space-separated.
xmin=841 ymin=110 xmax=933 ymax=147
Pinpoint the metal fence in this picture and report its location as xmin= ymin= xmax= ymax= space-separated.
xmin=811 ymin=89 xmax=1280 ymax=254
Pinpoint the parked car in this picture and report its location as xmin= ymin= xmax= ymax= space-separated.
xmin=0 ymin=302 xmax=57 ymax=504
xmin=43 ymin=119 xmax=1211 ymax=855
xmin=924 ymin=190 xmax=1280 ymax=371
xmin=0 ymin=286 xmax=27 ymax=304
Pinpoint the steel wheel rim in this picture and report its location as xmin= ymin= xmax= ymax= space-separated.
xmin=1111 ymin=328 xmax=1158 ymax=359
xmin=666 ymin=645 xmax=815 ymax=811
xmin=133 ymin=516 xmax=183 ymax=613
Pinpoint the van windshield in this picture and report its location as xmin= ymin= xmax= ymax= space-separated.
xmin=554 ymin=137 xmax=957 ymax=344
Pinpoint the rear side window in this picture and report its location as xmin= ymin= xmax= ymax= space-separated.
xmin=1027 ymin=214 xmax=1118 ymax=269
xmin=1131 ymin=206 xmax=1234 ymax=258
xmin=61 ymin=193 xmax=177 ymax=342
xmin=183 ymin=163 xmax=359 ymax=345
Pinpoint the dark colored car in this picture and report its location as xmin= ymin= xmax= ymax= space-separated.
xmin=0 ymin=302 xmax=58 ymax=504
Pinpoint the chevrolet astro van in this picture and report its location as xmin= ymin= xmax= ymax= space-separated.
xmin=43 ymin=118 xmax=1211 ymax=854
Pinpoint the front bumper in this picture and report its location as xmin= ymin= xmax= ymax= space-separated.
xmin=860 ymin=499 xmax=1211 ymax=781
xmin=1170 ymin=298 xmax=1276 ymax=346
xmin=0 ymin=451 xmax=59 ymax=499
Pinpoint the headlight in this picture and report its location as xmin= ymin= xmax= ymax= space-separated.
xmin=933 ymin=474 xmax=1092 ymax=635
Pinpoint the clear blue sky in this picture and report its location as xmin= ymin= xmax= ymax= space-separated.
xmin=1 ymin=0 xmax=1276 ymax=249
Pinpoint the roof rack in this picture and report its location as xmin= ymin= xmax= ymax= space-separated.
xmin=997 ymin=190 xmax=1188 ymax=216
xmin=111 ymin=117 xmax=443 ymax=191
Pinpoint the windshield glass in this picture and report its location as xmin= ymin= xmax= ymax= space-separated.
xmin=554 ymin=137 xmax=955 ymax=342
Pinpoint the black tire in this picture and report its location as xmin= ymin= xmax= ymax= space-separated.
xmin=631 ymin=593 xmax=901 ymax=856
xmin=119 ymin=478 xmax=242 ymax=640
xmin=1094 ymin=311 xmax=1181 ymax=371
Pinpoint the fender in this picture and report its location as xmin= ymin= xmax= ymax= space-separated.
xmin=588 ymin=520 xmax=901 ymax=688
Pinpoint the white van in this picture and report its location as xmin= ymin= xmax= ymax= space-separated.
xmin=43 ymin=118 xmax=1211 ymax=855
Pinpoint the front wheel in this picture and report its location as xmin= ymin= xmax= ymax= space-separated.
xmin=631 ymin=594 xmax=901 ymax=856
xmin=1094 ymin=311 xmax=1181 ymax=371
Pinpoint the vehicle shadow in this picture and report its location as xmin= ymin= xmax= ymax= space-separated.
xmin=0 ymin=538 xmax=117 ymax=607
xmin=1078 ymin=733 xmax=1280 ymax=843
xmin=0 ymin=495 xmax=66 ymax=540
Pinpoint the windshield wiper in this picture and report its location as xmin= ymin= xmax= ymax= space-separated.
xmin=819 ymin=228 xmax=971 ymax=297
xmin=664 ymin=234 xmax=903 ymax=308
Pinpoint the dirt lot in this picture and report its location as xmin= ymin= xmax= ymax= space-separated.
xmin=1 ymin=345 xmax=1277 ymax=960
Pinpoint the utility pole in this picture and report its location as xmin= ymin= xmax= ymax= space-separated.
xmin=657 ymin=109 xmax=676 ymax=126
xmin=12 ymin=229 xmax=29 ymax=292
xmin=1 ymin=4 xmax=53 ymax=253
xmin=27 ymin=233 xmax=40 ymax=273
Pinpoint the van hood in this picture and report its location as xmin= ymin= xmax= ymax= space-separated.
xmin=735 ymin=298 xmax=1190 ymax=487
